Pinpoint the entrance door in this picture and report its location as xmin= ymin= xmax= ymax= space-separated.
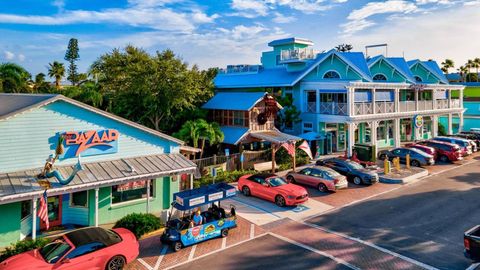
xmin=337 ymin=131 xmax=346 ymax=152
xmin=326 ymin=133 xmax=333 ymax=154
xmin=41 ymin=195 xmax=62 ymax=229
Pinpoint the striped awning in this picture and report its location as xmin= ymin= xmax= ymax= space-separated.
xmin=0 ymin=153 xmax=197 ymax=204
xmin=249 ymin=130 xmax=301 ymax=144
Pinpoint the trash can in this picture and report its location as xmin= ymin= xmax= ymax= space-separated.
xmin=353 ymin=143 xmax=376 ymax=162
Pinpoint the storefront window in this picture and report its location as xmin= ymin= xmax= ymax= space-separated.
xmin=21 ymin=200 xmax=31 ymax=220
xmin=112 ymin=180 xmax=154 ymax=204
xmin=377 ymin=121 xmax=386 ymax=141
xmin=71 ymin=191 xmax=88 ymax=207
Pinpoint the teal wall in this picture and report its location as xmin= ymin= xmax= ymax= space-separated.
xmin=302 ymin=54 xmax=363 ymax=81
xmin=410 ymin=63 xmax=441 ymax=84
xmin=0 ymin=100 xmax=180 ymax=173
xmin=62 ymin=193 xmax=89 ymax=226
xmin=261 ymin=43 xmax=310 ymax=68
xmin=464 ymin=101 xmax=480 ymax=116
xmin=0 ymin=202 xmax=21 ymax=247
xmin=369 ymin=60 xmax=407 ymax=83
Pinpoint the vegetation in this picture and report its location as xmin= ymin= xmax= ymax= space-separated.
xmin=335 ymin=44 xmax=353 ymax=52
xmin=276 ymin=94 xmax=301 ymax=131
xmin=0 ymin=63 xmax=31 ymax=93
xmin=65 ymin=38 xmax=80 ymax=86
xmin=0 ymin=238 xmax=51 ymax=262
xmin=448 ymin=57 xmax=480 ymax=82
xmin=48 ymin=61 xmax=65 ymax=90
xmin=173 ymin=119 xmax=224 ymax=157
xmin=194 ymin=170 xmax=257 ymax=188
xmin=113 ymin=213 xmax=162 ymax=239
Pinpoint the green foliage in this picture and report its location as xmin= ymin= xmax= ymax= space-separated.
xmin=65 ymin=38 xmax=80 ymax=86
xmin=0 ymin=238 xmax=51 ymax=262
xmin=0 ymin=62 xmax=32 ymax=93
xmin=466 ymin=73 xmax=478 ymax=82
xmin=335 ymin=44 xmax=353 ymax=52
xmin=48 ymin=61 xmax=65 ymax=89
xmin=194 ymin=170 xmax=256 ymax=188
xmin=438 ymin=122 xmax=447 ymax=136
xmin=113 ymin=213 xmax=162 ymax=239
xmin=174 ymin=119 xmax=224 ymax=157
xmin=276 ymin=94 xmax=301 ymax=131
xmin=274 ymin=141 xmax=309 ymax=169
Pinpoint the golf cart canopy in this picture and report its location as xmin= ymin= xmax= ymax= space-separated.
xmin=173 ymin=183 xmax=236 ymax=211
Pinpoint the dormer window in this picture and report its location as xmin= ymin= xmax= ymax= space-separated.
xmin=373 ymin=74 xmax=387 ymax=81
xmin=414 ymin=76 xmax=423 ymax=82
xmin=323 ymin=70 xmax=341 ymax=79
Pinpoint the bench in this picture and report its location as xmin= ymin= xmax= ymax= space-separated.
xmin=253 ymin=161 xmax=278 ymax=172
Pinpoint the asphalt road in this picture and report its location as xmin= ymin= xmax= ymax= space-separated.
xmin=172 ymin=234 xmax=351 ymax=270
xmin=307 ymin=158 xmax=480 ymax=270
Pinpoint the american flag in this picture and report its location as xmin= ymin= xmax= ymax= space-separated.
xmin=281 ymin=142 xmax=296 ymax=157
xmin=298 ymin=140 xmax=313 ymax=160
xmin=38 ymin=190 xmax=49 ymax=230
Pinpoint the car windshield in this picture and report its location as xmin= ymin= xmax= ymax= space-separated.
xmin=267 ymin=177 xmax=288 ymax=187
xmin=324 ymin=169 xmax=341 ymax=178
xmin=346 ymin=161 xmax=363 ymax=170
xmin=39 ymin=239 xmax=71 ymax=264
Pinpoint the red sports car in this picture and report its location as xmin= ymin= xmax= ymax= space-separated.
xmin=238 ymin=173 xmax=308 ymax=207
xmin=0 ymin=227 xmax=139 ymax=270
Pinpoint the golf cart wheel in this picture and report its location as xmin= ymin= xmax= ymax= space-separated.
xmin=106 ymin=255 xmax=125 ymax=270
xmin=172 ymin=241 xmax=182 ymax=252
xmin=286 ymin=175 xmax=295 ymax=183
xmin=275 ymin=195 xmax=286 ymax=207
xmin=221 ymin=229 xmax=229 ymax=238
xmin=353 ymin=176 xmax=362 ymax=185
xmin=318 ymin=183 xmax=328 ymax=193
xmin=411 ymin=160 xmax=420 ymax=167
xmin=242 ymin=186 xmax=251 ymax=196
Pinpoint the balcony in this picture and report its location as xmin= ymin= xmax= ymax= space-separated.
xmin=436 ymin=99 xmax=448 ymax=109
xmin=417 ymin=100 xmax=433 ymax=111
xmin=306 ymin=102 xmax=316 ymax=113
xmin=354 ymin=103 xmax=373 ymax=115
xmin=219 ymin=64 xmax=260 ymax=74
xmin=375 ymin=102 xmax=395 ymax=114
xmin=280 ymin=48 xmax=317 ymax=63
xmin=320 ymin=102 xmax=348 ymax=115
xmin=399 ymin=101 xmax=416 ymax=112
xmin=451 ymin=99 xmax=461 ymax=108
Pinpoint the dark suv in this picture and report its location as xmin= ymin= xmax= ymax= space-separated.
xmin=316 ymin=158 xmax=378 ymax=185
xmin=417 ymin=140 xmax=463 ymax=163
xmin=378 ymin=147 xmax=435 ymax=167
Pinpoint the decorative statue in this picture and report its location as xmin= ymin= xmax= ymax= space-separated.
xmin=37 ymin=135 xmax=84 ymax=186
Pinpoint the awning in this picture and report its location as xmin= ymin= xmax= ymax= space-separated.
xmin=220 ymin=126 xmax=250 ymax=145
xmin=298 ymin=131 xmax=325 ymax=141
xmin=0 ymin=153 xmax=198 ymax=204
xmin=249 ymin=130 xmax=302 ymax=144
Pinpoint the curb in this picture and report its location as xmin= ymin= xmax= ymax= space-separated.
xmin=140 ymin=227 xmax=165 ymax=240
xmin=379 ymin=169 xmax=429 ymax=184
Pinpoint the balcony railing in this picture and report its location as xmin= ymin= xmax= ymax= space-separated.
xmin=375 ymin=102 xmax=395 ymax=114
xmin=417 ymin=100 xmax=433 ymax=111
xmin=280 ymin=48 xmax=317 ymax=62
xmin=354 ymin=103 xmax=373 ymax=115
xmin=399 ymin=101 xmax=416 ymax=112
xmin=436 ymin=99 xmax=449 ymax=109
xmin=319 ymin=102 xmax=348 ymax=115
xmin=219 ymin=64 xmax=260 ymax=74
xmin=306 ymin=102 xmax=316 ymax=113
xmin=451 ymin=99 xmax=461 ymax=108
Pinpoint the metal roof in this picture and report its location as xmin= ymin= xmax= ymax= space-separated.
xmin=249 ymin=130 xmax=301 ymax=144
xmin=367 ymin=55 xmax=416 ymax=83
xmin=268 ymin=37 xmax=314 ymax=47
xmin=0 ymin=153 xmax=197 ymax=204
xmin=0 ymin=93 xmax=184 ymax=145
xmin=407 ymin=59 xmax=449 ymax=84
xmin=220 ymin=126 xmax=249 ymax=145
xmin=202 ymin=92 xmax=268 ymax=111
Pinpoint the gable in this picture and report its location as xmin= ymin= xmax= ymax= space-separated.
xmin=302 ymin=53 xmax=364 ymax=81
xmin=0 ymin=100 xmax=179 ymax=173
xmin=369 ymin=59 xmax=408 ymax=83
xmin=410 ymin=62 xmax=441 ymax=84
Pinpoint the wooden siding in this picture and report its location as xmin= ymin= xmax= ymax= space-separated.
xmin=62 ymin=193 xmax=89 ymax=226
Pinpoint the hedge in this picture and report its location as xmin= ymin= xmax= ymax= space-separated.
xmin=0 ymin=238 xmax=51 ymax=262
xmin=113 ymin=213 xmax=162 ymax=239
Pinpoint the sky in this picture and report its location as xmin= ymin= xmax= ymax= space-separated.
xmin=0 ymin=0 xmax=480 ymax=76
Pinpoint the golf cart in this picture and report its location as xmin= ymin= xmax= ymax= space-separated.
xmin=160 ymin=183 xmax=237 ymax=251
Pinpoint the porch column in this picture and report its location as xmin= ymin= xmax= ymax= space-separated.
xmin=94 ymin=188 xmax=99 ymax=227
xmin=448 ymin=89 xmax=452 ymax=108
xmin=433 ymin=89 xmax=437 ymax=110
xmin=146 ymin=179 xmax=150 ymax=214
xmin=189 ymin=174 xmax=194 ymax=190
xmin=347 ymin=87 xmax=354 ymax=116
xmin=32 ymin=197 xmax=37 ymax=240
xmin=432 ymin=115 xmax=439 ymax=137
xmin=394 ymin=118 xmax=401 ymax=147
xmin=460 ymin=88 xmax=464 ymax=108
xmin=459 ymin=113 xmax=464 ymax=133
xmin=316 ymin=90 xmax=320 ymax=114
xmin=447 ymin=113 xmax=453 ymax=135
xmin=414 ymin=90 xmax=419 ymax=111
xmin=271 ymin=144 xmax=277 ymax=173
xmin=370 ymin=121 xmax=378 ymax=147
xmin=347 ymin=123 xmax=355 ymax=157
xmin=394 ymin=88 xmax=400 ymax=112
xmin=372 ymin=88 xmax=376 ymax=114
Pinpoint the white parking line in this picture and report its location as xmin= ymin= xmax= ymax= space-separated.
xmin=221 ymin=237 xmax=227 ymax=249
xmin=153 ymin=246 xmax=168 ymax=270
xmin=250 ymin=223 xmax=255 ymax=239
xmin=188 ymin=245 xmax=196 ymax=261
xmin=304 ymin=222 xmax=439 ymax=270
xmin=269 ymin=232 xmax=360 ymax=270
xmin=466 ymin=263 xmax=480 ymax=270
xmin=137 ymin=258 xmax=154 ymax=270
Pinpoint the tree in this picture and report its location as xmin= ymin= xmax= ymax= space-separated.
xmin=63 ymin=82 xmax=103 ymax=107
xmin=173 ymin=119 xmax=224 ymax=158
xmin=173 ymin=120 xmax=202 ymax=148
xmin=65 ymin=38 xmax=80 ymax=86
xmin=0 ymin=62 xmax=31 ymax=93
xmin=275 ymin=94 xmax=301 ymax=131
xmin=48 ymin=61 xmax=65 ymax=89
xmin=458 ymin=65 xmax=468 ymax=82
xmin=473 ymin=58 xmax=480 ymax=82
xmin=335 ymin=44 xmax=353 ymax=52
xmin=441 ymin=59 xmax=454 ymax=75
xmin=33 ymin=73 xmax=52 ymax=93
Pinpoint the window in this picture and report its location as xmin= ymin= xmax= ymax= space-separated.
xmin=414 ymin=76 xmax=423 ymax=82
xmin=70 ymin=191 xmax=88 ymax=207
xmin=307 ymin=91 xmax=316 ymax=102
xmin=21 ymin=200 xmax=31 ymax=220
xmin=233 ymin=111 xmax=244 ymax=126
xmin=66 ymin=242 xmax=105 ymax=259
xmin=300 ymin=168 xmax=311 ymax=175
xmin=377 ymin=121 xmax=386 ymax=141
xmin=373 ymin=74 xmax=387 ymax=81
xmin=323 ymin=71 xmax=341 ymax=79
xmin=303 ymin=122 xmax=313 ymax=132
xmin=112 ymin=180 xmax=154 ymax=204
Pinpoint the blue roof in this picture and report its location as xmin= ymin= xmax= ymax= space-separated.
xmin=214 ymin=68 xmax=301 ymax=88
xmin=423 ymin=61 xmax=449 ymax=84
xmin=202 ymin=92 xmax=267 ymax=111
xmin=173 ymin=183 xmax=237 ymax=211
xmin=219 ymin=126 xmax=249 ymax=145
xmin=337 ymin=51 xmax=372 ymax=81
xmin=367 ymin=55 xmax=415 ymax=83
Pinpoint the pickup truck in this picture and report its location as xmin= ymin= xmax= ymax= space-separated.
xmin=464 ymin=225 xmax=480 ymax=261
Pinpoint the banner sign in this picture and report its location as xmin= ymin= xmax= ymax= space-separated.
xmin=63 ymin=129 xmax=119 ymax=158
xmin=208 ymin=192 xmax=224 ymax=201
xmin=116 ymin=180 xmax=147 ymax=192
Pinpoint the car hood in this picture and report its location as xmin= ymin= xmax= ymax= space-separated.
xmin=0 ymin=250 xmax=48 ymax=270
xmin=357 ymin=169 xmax=378 ymax=177
xmin=272 ymin=183 xmax=307 ymax=196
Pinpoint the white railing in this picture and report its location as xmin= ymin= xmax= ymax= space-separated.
xmin=280 ymin=48 xmax=317 ymax=62
xmin=306 ymin=102 xmax=316 ymax=113
xmin=417 ymin=100 xmax=433 ymax=111
xmin=375 ymin=102 xmax=395 ymax=114
xmin=318 ymin=102 xmax=348 ymax=115
xmin=399 ymin=101 xmax=416 ymax=112
xmin=436 ymin=99 xmax=449 ymax=109
xmin=354 ymin=103 xmax=373 ymax=115
xmin=219 ymin=64 xmax=260 ymax=74
xmin=451 ymin=99 xmax=461 ymax=108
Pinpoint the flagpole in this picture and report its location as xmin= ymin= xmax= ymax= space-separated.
xmin=292 ymin=142 xmax=296 ymax=172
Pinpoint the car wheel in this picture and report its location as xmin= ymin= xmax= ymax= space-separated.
xmin=275 ymin=195 xmax=286 ymax=207
xmin=221 ymin=229 xmax=229 ymax=238
xmin=286 ymin=175 xmax=295 ymax=183
xmin=106 ymin=255 xmax=126 ymax=270
xmin=318 ymin=183 xmax=328 ymax=193
xmin=353 ymin=176 xmax=362 ymax=185
xmin=439 ymin=155 xmax=449 ymax=163
xmin=242 ymin=186 xmax=251 ymax=196
xmin=411 ymin=160 xmax=420 ymax=167
xmin=172 ymin=241 xmax=182 ymax=252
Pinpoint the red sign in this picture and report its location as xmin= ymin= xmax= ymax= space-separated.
xmin=64 ymin=129 xmax=119 ymax=156
xmin=116 ymin=180 xmax=147 ymax=192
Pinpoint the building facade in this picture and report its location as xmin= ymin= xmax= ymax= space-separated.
xmin=0 ymin=94 xmax=197 ymax=247
xmin=213 ymin=37 xmax=465 ymax=156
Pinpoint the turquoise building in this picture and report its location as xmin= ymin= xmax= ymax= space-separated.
xmin=212 ymin=37 xmax=465 ymax=156
xmin=0 ymin=94 xmax=197 ymax=247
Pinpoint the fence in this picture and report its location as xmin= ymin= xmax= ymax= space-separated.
xmin=193 ymin=150 xmax=270 ymax=173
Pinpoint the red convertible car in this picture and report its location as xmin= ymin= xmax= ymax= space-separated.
xmin=238 ymin=173 xmax=308 ymax=207
xmin=0 ymin=227 xmax=139 ymax=270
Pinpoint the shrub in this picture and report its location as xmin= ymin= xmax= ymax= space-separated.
xmin=113 ymin=213 xmax=162 ymax=239
xmin=193 ymin=170 xmax=257 ymax=188
xmin=0 ymin=238 xmax=51 ymax=262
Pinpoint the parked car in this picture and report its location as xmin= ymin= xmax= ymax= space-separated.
xmin=238 ymin=173 xmax=308 ymax=207
xmin=445 ymin=134 xmax=478 ymax=152
xmin=417 ymin=140 xmax=463 ymax=163
xmin=0 ymin=227 xmax=139 ymax=270
xmin=464 ymin=225 xmax=480 ymax=261
xmin=405 ymin=143 xmax=437 ymax=160
xmin=451 ymin=133 xmax=480 ymax=150
xmin=433 ymin=136 xmax=472 ymax=156
xmin=286 ymin=166 xmax=348 ymax=192
xmin=378 ymin=147 xmax=434 ymax=167
xmin=316 ymin=158 xmax=378 ymax=185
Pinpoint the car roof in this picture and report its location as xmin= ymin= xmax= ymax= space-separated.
xmin=250 ymin=173 xmax=277 ymax=180
xmin=311 ymin=165 xmax=337 ymax=172
xmin=65 ymin=227 xmax=120 ymax=247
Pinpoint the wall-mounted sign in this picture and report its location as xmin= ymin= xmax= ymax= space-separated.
xmin=63 ymin=129 xmax=119 ymax=158
xmin=409 ymin=84 xmax=427 ymax=91
xmin=116 ymin=180 xmax=147 ymax=192
xmin=414 ymin=115 xmax=423 ymax=129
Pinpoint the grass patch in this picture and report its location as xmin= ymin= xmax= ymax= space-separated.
xmin=456 ymin=87 xmax=480 ymax=98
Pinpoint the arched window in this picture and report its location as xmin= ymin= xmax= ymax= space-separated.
xmin=323 ymin=70 xmax=341 ymax=79
xmin=373 ymin=74 xmax=387 ymax=81
xmin=414 ymin=76 xmax=423 ymax=82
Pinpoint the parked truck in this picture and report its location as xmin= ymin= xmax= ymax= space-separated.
xmin=464 ymin=225 xmax=480 ymax=261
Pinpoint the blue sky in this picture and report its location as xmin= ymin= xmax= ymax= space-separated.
xmin=1 ymin=0 xmax=479 ymax=77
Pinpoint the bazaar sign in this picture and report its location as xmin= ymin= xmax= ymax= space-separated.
xmin=409 ymin=84 xmax=427 ymax=91
xmin=62 ymin=129 xmax=119 ymax=158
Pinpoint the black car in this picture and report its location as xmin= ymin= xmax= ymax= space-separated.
xmin=378 ymin=147 xmax=435 ymax=167
xmin=316 ymin=158 xmax=378 ymax=185
xmin=464 ymin=225 xmax=480 ymax=261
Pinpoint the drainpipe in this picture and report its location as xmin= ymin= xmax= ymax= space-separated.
xmin=32 ymin=197 xmax=37 ymax=240
xmin=94 ymin=188 xmax=99 ymax=227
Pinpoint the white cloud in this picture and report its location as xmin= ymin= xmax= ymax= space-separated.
xmin=416 ymin=0 xmax=451 ymax=4
xmin=52 ymin=0 xmax=65 ymax=12
xmin=275 ymin=0 xmax=333 ymax=13
xmin=18 ymin=54 xmax=25 ymax=62
xmin=272 ymin=12 xmax=296 ymax=23
xmin=4 ymin=50 xmax=14 ymax=60
xmin=231 ymin=0 xmax=269 ymax=16
xmin=229 ymin=0 xmax=345 ymax=17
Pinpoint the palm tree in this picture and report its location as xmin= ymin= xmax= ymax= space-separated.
xmin=48 ymin=61 xmax=65 ymax=89
xmin=474 ymin=58 xmax=480 ymax=82
xmin=0 ymin=62 xmax=31 ymax=93
xmin=335 ymin=44 xmax=353 ymax=52
xmin=174 ymin=120 xmax=202 ymax=148
xmin=198 ymin=120 xmax=224 ymax=158
xmin=458 ymin=65 xmax=469 ymax=82
xmin=441 ymin=59 xmax=454 ymax=75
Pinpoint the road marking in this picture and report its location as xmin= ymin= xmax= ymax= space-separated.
xmin=221 ymin=237 xmax=227 ymax=249
xmin=304 ymin=222 xmax=439 ymax=270
xmin=153 ymin=246 xmax=168 ymax=270
xmin=250 ymin=223 xmax=255 ymax=239
xmin=137 ymin=258 xmax=154 ymax=270
xmin=188 ymin=245 xmax=196 ymax=261
xmin=230 ymin=197 xmax=282 ymax=218
xmin=269 ymin=232 xmax=360 ymax=270
xmin=466 ymin=263 xmax=480 ymax=270
xmin=163 ymin=233 xmax=269 ymax=270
